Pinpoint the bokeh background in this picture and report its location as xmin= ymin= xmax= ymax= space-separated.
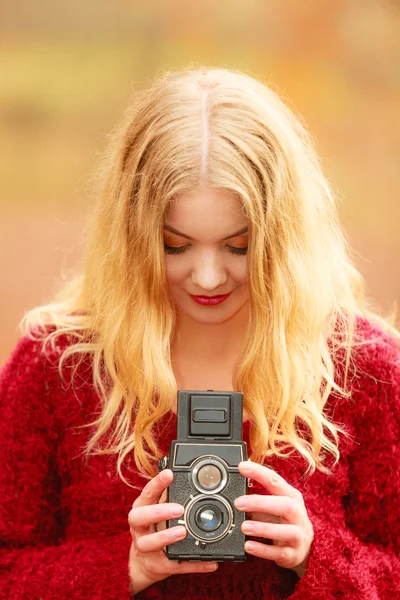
xmin=1 ymin=0 xmax=399 ymax=364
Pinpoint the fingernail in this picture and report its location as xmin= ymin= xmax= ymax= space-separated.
xmin=171 ymin=505 xmax=184 ymax=517
xmin=246 ymin=542 xmax=256 ymax=552
xmin=235 ymin=497 xmax=247 ymax=509
xmin=206 ymin=562 xmax=218 ymax=570
xmin=160 ymin=470 xmax=169 ymax=483
xmin=242 ymin=522 xmax=255 ymax=533
xmin=239 ymin=461 xmax=251 ymax=473
xmin=173 ymin=526 xmax=186 ymax=539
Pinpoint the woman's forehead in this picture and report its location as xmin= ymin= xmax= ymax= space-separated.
xmin=166 ymin=188 xmax=246 ymax=219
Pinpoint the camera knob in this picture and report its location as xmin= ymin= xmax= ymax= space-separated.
xmin=158 ymin=456 xmax=168 ymax=472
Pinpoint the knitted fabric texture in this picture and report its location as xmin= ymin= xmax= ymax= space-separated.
xmin=0 ymin=316 xmax=399 ymax=599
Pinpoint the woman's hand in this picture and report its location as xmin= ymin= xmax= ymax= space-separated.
xmin=235 ymin=461 xmax=314 ymax=578
xmin=128 ymin=468 xmax=219 ymax=595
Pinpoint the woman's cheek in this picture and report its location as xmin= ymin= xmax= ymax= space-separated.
xmin=164 ymin=259 xmax=186 ymax=286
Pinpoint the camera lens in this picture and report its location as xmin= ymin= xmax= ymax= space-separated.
xmin=186 ymin=494 xmax=234 ymax=542
xmin=195 ymin=505 xmax=222 ymax=531
xmin=197 ymin=464 xmax=222 ymax=490
xmin=191 ymin=457 xmax=228 ymax=495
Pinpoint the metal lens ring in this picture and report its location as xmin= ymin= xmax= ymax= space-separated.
xmin=191 ymin=456 xmax=228 ymax=494
xmin=184 ymin=494 xmax=234 ymax=543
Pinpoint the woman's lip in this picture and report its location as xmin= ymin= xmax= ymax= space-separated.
xmin=191 ymin=294 xmax=230 ymax=299
xmin=189 ymin=292 xmax=232 ymax=306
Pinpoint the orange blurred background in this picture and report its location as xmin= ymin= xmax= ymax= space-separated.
xmin=1 ymin=0 xmax=399 ymax=364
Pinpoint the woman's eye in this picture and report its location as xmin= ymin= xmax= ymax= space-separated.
xmin=228 ymin=246 xmax=248 ymax=255
xmin=163 ymin=243 xmax=248 ymax=256
xmin=164 ymin=243 xmax=186 ymax=255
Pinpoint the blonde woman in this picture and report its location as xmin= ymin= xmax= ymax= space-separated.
xmin=1 ymin=66 xmax=399 ymax=599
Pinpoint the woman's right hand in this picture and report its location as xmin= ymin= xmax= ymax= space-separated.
xmin=128 ymin=468 xmax=219 ymax=595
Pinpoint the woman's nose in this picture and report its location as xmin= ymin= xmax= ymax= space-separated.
xmin=190 ymin=252 xmax=228 ymax=291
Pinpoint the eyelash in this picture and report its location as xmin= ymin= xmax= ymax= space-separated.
xmin=164 ymin=243 xmax=248 ymax=256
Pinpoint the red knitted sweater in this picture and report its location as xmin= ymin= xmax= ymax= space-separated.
xmin=0 ymin=316 xmax=399 ymax=599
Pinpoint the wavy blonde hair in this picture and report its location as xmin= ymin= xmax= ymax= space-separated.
xmin=21 ymin=65 xmax=399 ymax=487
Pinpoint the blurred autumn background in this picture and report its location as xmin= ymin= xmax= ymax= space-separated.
xmin=1 ymin=0 xmax=399 ymax=364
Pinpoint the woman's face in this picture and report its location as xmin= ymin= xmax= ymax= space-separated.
xmin=163 ymin=188 xmax=249 ymax=325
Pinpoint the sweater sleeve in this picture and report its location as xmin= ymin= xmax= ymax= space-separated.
xmin=0 ymin=335 xmax=139 ymax=600
xmin=279 ymin=333 xmax=400 ymax=599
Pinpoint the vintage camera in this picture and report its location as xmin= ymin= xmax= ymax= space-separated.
xmin=158 ymin=390 xmax=251 ymax=563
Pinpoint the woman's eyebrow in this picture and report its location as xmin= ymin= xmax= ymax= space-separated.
xmin=164 ymin=225 xmax=248 ymax=240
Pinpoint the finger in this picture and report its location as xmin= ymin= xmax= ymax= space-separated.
xmin=234 ymin=494 xmax=302 ymax=525
xmin=132 ymin=469 xmax=174 ymax=510
xmin=246 ymin=510 xmax=280 ymax=524
xmin=142 ymin=554 xmax=219 ymax=577
xmin=244 ymin=540 xmax=297 ymax=568
xmin=136 ymin=525 xmax=187 ymax=553
xmin=238 ymin=462 xmax=304 ymax=505
xmin=241 ymin=520 xmax=302 ymax=546
xmin=171 ymin=561 xmax=219 ymax=575
xmin=159 ymin=488 xmax=168 ymax=504
xmin=129 ymin=502 xmax=184 ymax=533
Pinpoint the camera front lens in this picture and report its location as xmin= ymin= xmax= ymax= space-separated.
xmin=196 ymin=506 xmax=222 ymax=531
xmin=186 ymin=494 xmax=233 ymax=542
xmin=197 ymin=464 xmax=222 ymax=490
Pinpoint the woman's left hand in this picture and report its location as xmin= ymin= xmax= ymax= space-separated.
xmin=235 ymin=461 xmax=314 ymax=578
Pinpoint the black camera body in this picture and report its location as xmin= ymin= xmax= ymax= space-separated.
xmin=158 ymin=390 xmax=250 ymax=563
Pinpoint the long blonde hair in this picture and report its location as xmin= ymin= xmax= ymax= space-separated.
xmin=21 ymin=66 xmax=399 ymax=486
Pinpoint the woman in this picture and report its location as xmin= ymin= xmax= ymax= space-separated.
xmin=1 ymin=66 xmax=399 ymax=599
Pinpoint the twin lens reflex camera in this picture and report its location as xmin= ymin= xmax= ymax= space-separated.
xmin=158 ymin=390 xmax=251 ymax=563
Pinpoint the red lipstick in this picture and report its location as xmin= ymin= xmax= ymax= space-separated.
xmin=189 ymin=293 xmax=231 ymax=306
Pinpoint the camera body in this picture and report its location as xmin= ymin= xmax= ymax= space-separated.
xmin=158 ymin=390 xmax=250 ymax=563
